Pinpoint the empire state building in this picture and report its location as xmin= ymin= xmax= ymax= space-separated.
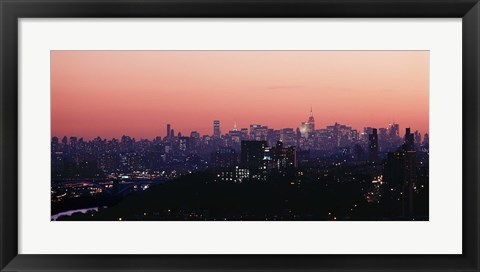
xmin=307 ymin=107 xmax=315 ymax=136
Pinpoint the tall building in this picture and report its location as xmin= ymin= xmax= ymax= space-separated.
xmin=300 ymin=122 xmax=308 ymax=138
xmin=213 ymin=120 xmax=221 ymax=138
xmin=422 ymin=133 xmax=429 ymax=148
xmin=363 ymin=126 xmax=374 ymax=143
xmin=240 ymin=128 xmax=249 ymax=141
xmin=368 ymin=128 xmax=378 ymax=162
xmin=280 ymin=128 xmax=296 ymax=147
xmin=295 ymin=127 xmax=301 ymax=140
xmin=384 ymin=128 xmax=417 ymax=217
xmin=307 ymin=107 xmax=315 ymax=136
xmin=166 ymin=124 xmax=171 ymax=138
xmin=389 ymin=123 xmax=400 ymax=139
xmin=271 ymin=141 xmax=297 ymax=169
xmin=178 ymin=136 xmax=189 ymax=152
xmin=404 ymin=128 xmax=414 ymax=150
xmin=250 ymin=124 xmax=268 ymax=141
xmin=379 ymin=128 xmax=388 ymax=140
xmin=227 ymin=126 xmax=242 ymax=146
xmin=266 ymin=129 xmax=280 ymax=147
xmin=299 ymin=108 xmax=315 ymax=139
xmin=189 ymin=131 xmax=200 ymax=151
xmin=414 ymin=130 xmax=422 ymax=146
xmin=190 ymin=131 xmax=200 ymax=139
xmin=241 ymin=140 xmax=267 ymax=170
xmin=211 ymin=147 xmax=238 ymax=169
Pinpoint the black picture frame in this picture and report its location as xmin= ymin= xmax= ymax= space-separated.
xmin=1 ymin=0 xmax=479 ymax=271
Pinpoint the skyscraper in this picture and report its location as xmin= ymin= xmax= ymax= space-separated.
xmin=240 ymin=128 xmax=249 ymax=141
xmin=404 ymin=128 xmax=414 ymax=150
xmin=369 ymin=128 xmax=378 ymax=162
xmin=422 ymin=133 xmax=429 ymax=148
xmin=250 ymin=124 xmax=268 ymax=141
xmin=384 ymin=128 xmax=417 ymax=217
xmin=307 ymin=107 xmax=315 ymax=136
xmin=166 ymin=124 xmax=171 ymax=139
xmin=211 ymin=147 xmax=238 ymax=169
xmin=272 ymin=141 xmax=297 ymax=169
xmin=389 ymin=123 xmax=400 ymax=139
xmin=299 ymin=108 xmax=315 ymax=139
xmin=280 ymin=128 xmax=295 ymax=147
xmin=241 ymin=140 xmax=267 ymax=170
xmin=190 ymin=131 xmax=200 ymax=151
xmin=178 ymin=136 xmax=189 ymax=152
xmin=213 ymin=120 xmax=221 ymax=138
xmin=300 ymin=122 xmax=308 ymax=138
xmin=414 ymin=130 xmax=422 ymax=146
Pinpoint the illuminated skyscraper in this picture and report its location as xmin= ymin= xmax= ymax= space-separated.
xmin=272 ymin=141 xmax=297 ymax=169
xmin=307 ymin=107 xmax=315 ymax=136
xmin=300 ymin=108 xmax=315 ymax=138
xmin=300 ymin=122 xmax=308 ymax=138
xmin=213 ymin=120 xmax=221 ymax=138
xmin=227 ymin=123 xmax=242 ymax=145
xmin=250 ymin=124 xmax=268 ymax=141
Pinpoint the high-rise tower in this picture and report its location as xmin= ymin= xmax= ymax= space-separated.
xmin=307 ymin=107 xmax=315 ymax=136
xmin=369 ymin=128 xmax=378 ymax=162
xmin=213 ymin=120 xmax=221 ymax=138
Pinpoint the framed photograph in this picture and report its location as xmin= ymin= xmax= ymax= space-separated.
xmin=1 ymin=0 xmax=479 ymax=271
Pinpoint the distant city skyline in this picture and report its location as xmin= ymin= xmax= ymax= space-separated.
xmin=52 ymin=51 xmax=429 ymax=139
xmin=51 ymin=117 xmax=425 ymax=141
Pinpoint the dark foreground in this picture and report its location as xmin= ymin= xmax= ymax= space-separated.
xmin=56 ymin=170 xmax=428 ymax=221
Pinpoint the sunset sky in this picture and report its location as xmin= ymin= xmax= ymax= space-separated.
xmin=51 ymin=51 xmax=429 ymax=140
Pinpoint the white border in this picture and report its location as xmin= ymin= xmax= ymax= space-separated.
xmin=19 ymin=19 xmax=462 ymax=254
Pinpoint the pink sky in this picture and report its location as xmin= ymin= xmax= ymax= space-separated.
xmin=51 ymin=51 xmax=429 ymax=140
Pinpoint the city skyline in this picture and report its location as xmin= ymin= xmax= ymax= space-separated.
xmin=51 ymin=113 xmax=429 ymax=221
xmin=51 ymin=51 xmax=429 ymax=221
xmin=51 ymin=115 xmax=426 ymax=141
xmin=51 ymin=51 xmax=429 ymax=140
